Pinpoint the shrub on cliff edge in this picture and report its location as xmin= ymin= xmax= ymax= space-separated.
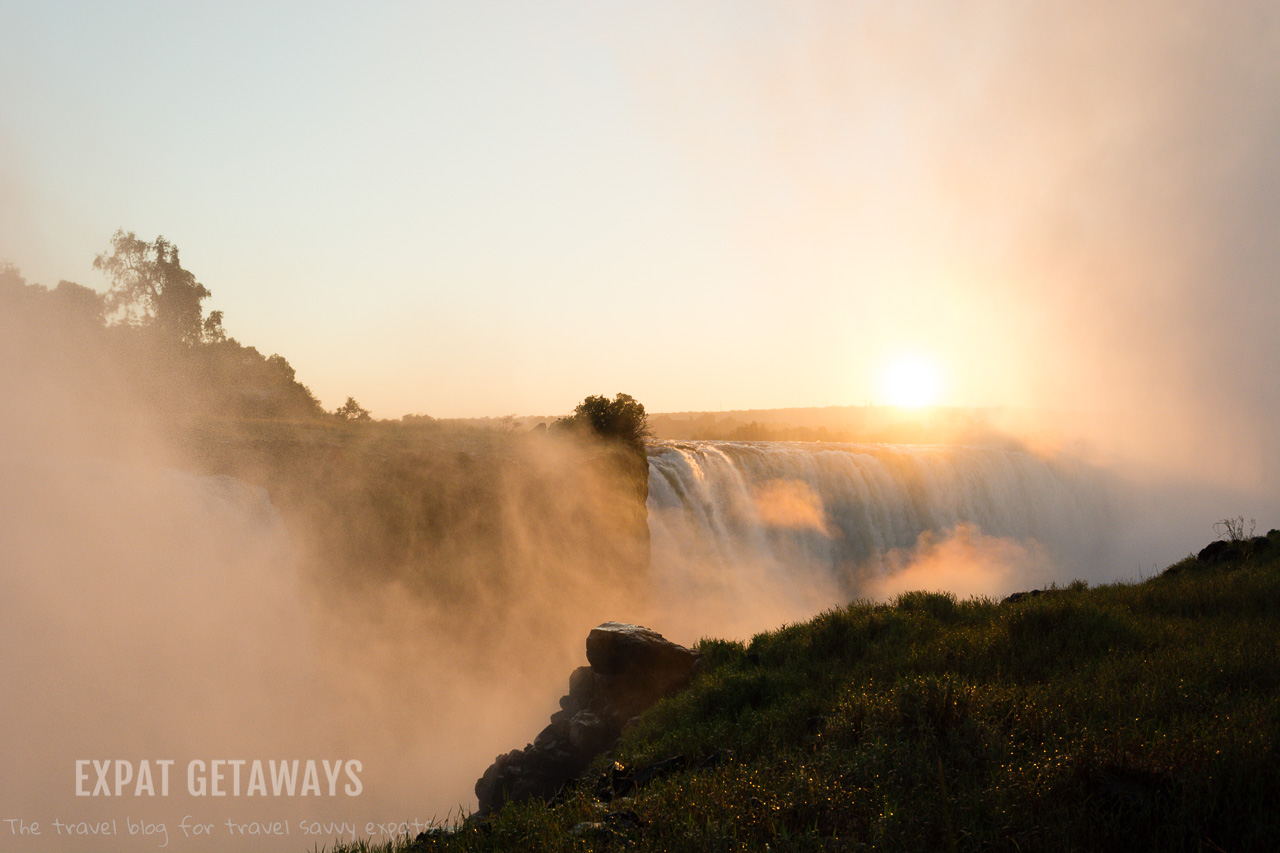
xmin=553 ymin=393 xmax=652 ymax=449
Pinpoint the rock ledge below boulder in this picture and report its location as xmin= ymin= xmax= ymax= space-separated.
xmin=474 ymin=622 xmax=700 ymax=818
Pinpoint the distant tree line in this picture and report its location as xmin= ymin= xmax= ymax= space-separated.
xmin=5 ymin=230 xmax=655 ymax=434
xmin=1 ymin=230 xmax=373 ymax=422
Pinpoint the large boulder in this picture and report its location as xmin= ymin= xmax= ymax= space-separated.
xmin=473 ymin=623 xmax=700 ymax=818
xmin=587 ymin=622 xmax=702 ymax=725
xmin=586 ymin=622 xmax=697 ymax=676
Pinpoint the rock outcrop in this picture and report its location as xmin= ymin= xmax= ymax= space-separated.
xmin=1196 ymin=535 xmax=1272 ymax=565
xmin=474 ymin=622 xmax=700 ymax=818
xmin=1002 ymin=588 xmax=1048 ymax=604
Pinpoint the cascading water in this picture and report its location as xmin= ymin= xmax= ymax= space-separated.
xmin=645 ymin=440 xmax=1113 ymax=634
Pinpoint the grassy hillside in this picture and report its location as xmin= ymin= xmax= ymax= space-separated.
xmin=330 ymin=537 xmax=1280 ymax=852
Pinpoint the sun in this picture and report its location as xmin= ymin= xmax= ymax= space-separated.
xmin=877 ymin=353 xmax=944 ymax=408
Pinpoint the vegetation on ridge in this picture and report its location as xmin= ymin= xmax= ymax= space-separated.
xmin=6 ymin=234 xmax=654 ymax=661
xmin=327 ymin=534 xmax=1280 ymax=852
xmin=553 ymin=393 xmax=653 ymax=451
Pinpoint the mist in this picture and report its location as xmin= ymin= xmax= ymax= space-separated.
xmin=635 ymin=2 xmax=1280 ymax=488
xmin=0 ymin=287 xmax=663 ymax=849
xmin=0 ymin=276 xmax=1114 ymax=851
xmin=6 ymin=3 xmax=1280 ymax=849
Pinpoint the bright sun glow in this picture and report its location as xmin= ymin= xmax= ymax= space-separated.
xmin=878 ymin=354 xmax=944 ymax=408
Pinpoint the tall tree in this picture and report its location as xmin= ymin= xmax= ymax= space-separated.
xmin=94 ymin=229 xmax=212 ymax=345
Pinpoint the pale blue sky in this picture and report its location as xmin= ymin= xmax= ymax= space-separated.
xmin=4 ymin=2 xmax=785 ymax=416
xmin=4 ymin=0 xmax=1280 ymax=473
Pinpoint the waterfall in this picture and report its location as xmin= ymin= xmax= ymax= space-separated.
xmin=646 ymin=440 xmax=1112 ymax=622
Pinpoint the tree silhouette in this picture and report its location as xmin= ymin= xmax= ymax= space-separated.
xmin=94 ymin=229 xmax=212 ymax=345
xmin=202 ymin=309 xmax=227 ymax=344
xmin=555 ymin=393 xmax=651 ymax=448
xmin=335 ymin=397 xmax=372 ymax=421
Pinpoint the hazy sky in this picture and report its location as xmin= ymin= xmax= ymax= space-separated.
xmin=4 ymin=2 xmax=1280 ymax=439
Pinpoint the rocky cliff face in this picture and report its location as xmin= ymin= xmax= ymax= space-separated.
xmin=474 ymin=622 xmax=699 ymax=817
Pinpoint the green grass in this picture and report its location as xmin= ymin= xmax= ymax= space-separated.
xmin=328 ymin=543 xmax=1280 ymax=852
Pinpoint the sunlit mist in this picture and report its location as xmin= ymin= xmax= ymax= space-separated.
xmin=877 ymin=353 xmax=944 ymax=409
xmin=4 ymin=2 xmax=1280 ymax=849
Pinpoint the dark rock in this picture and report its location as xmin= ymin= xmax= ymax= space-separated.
xmin=474 ymin=623 xmax=700 ymax=818
xmin=594 ymin=761 xmax=632 ymax=802
xmin=1197 ymin=540 xmax=1236 ymax=564
xmin=589 ymin=754 xmax=691 ymax=802
xmin=589 ymin=622 xmax=701 ymax=727
xmin=568 ymin=710 xmax=613 ymax=754
xmin=533 ymin=723 xmax=563 ymax=750
xmin=586 ymin=622 xmax=698 ymax=677
xmin=568 ymin=665 xmax=596 ymax=706
xmin=1195 ymin=532 xmax=1276 ymax=566
xmin=1003 ymin=589 xmax=1045 ymax=604
xmin=473 ymin=750 xmax=524 ymax=817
